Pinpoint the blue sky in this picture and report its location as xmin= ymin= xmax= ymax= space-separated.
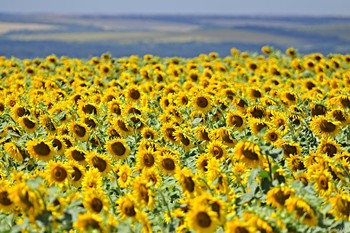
xmin=1 ymin=0 xmax=350 ymax=15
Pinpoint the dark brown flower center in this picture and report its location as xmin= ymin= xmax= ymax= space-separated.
xmin=72 ymin=167 xmax=82 ymax=181
xmin=72 ymin=150 xmax=86 ymax=161
xmin=231 ymin=115 xmax=243 ymax=127
xmin=274 ymin=190 xmax=291 ymax=206
xmin=130 ymin=89 xmax=140 ymax=100
xmin=117 ymin=120 xmax=129 ymax=132
xmin=311 ymin=104 xmax=327 ymax=117
xmin=282 ymin=144 xmax=297 ymax=157
xmin=268 ymin=132 xmax=278 ymax=142
xmin=196 ymin=212 xmax=211 ymax=228
xmin=184 ymin=176 xmax=195 ymax=192
xmin=165 ymin=128 xmax=176 ymax=142
xmin=320 ymin=120 xmax=336 ymax=133
xmin=333 ymin=110 xmax=346 ymax=122
xmin=139 ymin=184 xmax=149 ymax=203
xmin=92 ymin=157 xmax=107 ymax=172
xmin=82 ymin=104 xmax=97 ymax=114
xmin=84 ymin=118 xmax=96 ymax=128
xmin=33 ymin=142 xmax=51 ymax=156
xmin=180 ymin=133 xmax=190 ymax=146
xmin=91 ymin=198 xmax=103 ymax=213
xmin=0 ymin=191 xmax=13 ymax=206
xmin=338 ymin=198 xmax=350 ymax=216
xmin=196 ymin=97 xmax=209 ymax=108
xmin=73 ymin=124 xmax=87 ymax=138
xmin=242 ymin=149 xmax=259 ymax=160
xmin=212 ymin=146 xmax=223 ymax=159
xmin=52 ymin=139 xmax=62 ymax=151
xmin=53 ymin=166 xmax=67 ymax=182
xmin=143 ymin=153 xmax=155 ymax=167
xmin=319 ymin=175 xmax=329 ymax=190
xmin=250 ymin=107 xmax=265 ymax=118
xmin=124 ymin=204 xmax=136 ymax=217
xmin=23 ymin=117 xmax=36 ymax=129
xmin=323 ymin=143 xmax=337 ymax=157
xmin=162 ymin=158 xmax=175 ymax=171
xmin=111 ymin=142 xmax=126 ymax=156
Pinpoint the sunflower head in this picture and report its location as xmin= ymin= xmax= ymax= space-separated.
xmin=234 ymin=141 xmax=263 ymax=168
xmin=106 ymin=138 xmax=130 ymax=160
xmin=27 ymin=139 xmax=55 ymax=161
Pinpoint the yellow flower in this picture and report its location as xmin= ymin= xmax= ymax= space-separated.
xmin=225 ymin=217 xmax=256 ymax=233
xmin=106 ymin=138 xmax=130 ymax=160
xmin=309 ymin=116 xmax=341 ymax=138
xmin=69 ymin=121 xmax=90 ymax=141
xmin=266 ymin=186 xmax=295 ymax=209
xmin=74 ymin=212 xmax=106 ymax=233
xmin=192 ymin=92 xmax=212 ymax=113
xmin=4 ymin=142 xmax=26 ymax=162
xmin=82 ymin=188 xmax=110 ymax=214
xmin=330 ymin=192 xmax=350 ymax=221
xmin=0 ymin=180 xmax=15 ymax=213
xmin=285 ymin=196 xmax=317 ymax=226
xmin=27 ymin=138 xmax=55 ymax=161
xmin=186 ymin=204 xmax=219 ymax=233
xmin=45 ymin=160 xmax=72 ymax=186
xmin=86 ymin=151 xmax=112 ymax=175
xmin=117 ymin=164 xmax=133 ymax=188
xmin=116 ymin=194 xmax=138 ymax=220
xmin=233 ymin=141 xmax=263 ymax=168
xmin=132 ymin=176 xmax=155 ymax=209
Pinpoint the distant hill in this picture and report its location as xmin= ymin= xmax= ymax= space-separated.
xmin=1 ymin=13 xmax=350 ymax=58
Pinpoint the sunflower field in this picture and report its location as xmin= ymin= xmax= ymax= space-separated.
xmin=1 ymin=46 xmax=350 ymax=233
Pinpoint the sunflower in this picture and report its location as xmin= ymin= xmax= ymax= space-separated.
xmin=49 ymin=135 xmax=66 ymax=155
xmin=317 ymin=137 xmax=341 ymax=158
xmin=18 ymin=116 xmax=38 ymax=133
xmin=106 ymin=138 xmax=130 ymax=160
xmin=196 ymin=126 xmax=211 ymax=143
xmin=205 ymin=140 xmax=228 ymax=160
xmin=161 ymin=122 xmax=177 ymax=143
xmin=309 ymin=116 xmax=341 ymax=138
xmin=27 ymin=138 xmax=55 ymax=161
xmin=4 ymin=142 xmax=26 ymax=162
xmin=242 ymin=212 xmax=275 ymax=233
xmin=0 ymin=180 xmax=15 ymax=213
xmin=233 ymin=141 xmax=263 ymax=168
xmin=107 ymin=100 xmax=123 ymax=116
xmin=159 ymin=151 xmax=179 ymax=175
xmin=225 ymin=217 xmax=256 ymax=233
xmin=264 ymin=128 xmax=281 ymax=146
xmin=111 ymin=117 xmax=132 ymax=137
xmin=10 ymin=104 xmax=30 ymax=121
xmin=175 ymin=167 xmax=198 ymax=196
xmin=69 ymin=121 xmax=90 ymax=141
xmin=285 ymin=197 xmax=317 ymax=226
xmin=125 ymin=85 xmax=142 ymax=102
xmin=117 ymin=164 xmax=133 ymax=188
xmin=248 ymin=118 xmax=269 ymax=136
xmin=65 ymin=146 xmax=87 ymax=165
xmin=9 ymin=182 xmax=44 ymax=219
xmin=196 ymin=153 xmax=210 ymax=173
xmin=73 ymin=212 xmax=106 ymax=233
xmin=310 ymin=103 xmax=327 ymax=117
xmin=83 ymin=188 xmax=110 ymax=214
xmin=39 ymin=114 xmax=57 ymax=134
xmin=141 ymin=127 xmax=158 ymax=140
xmin=136 ymin=148 xmax=158 ymax=171
xmin=280 ymin=141 xmax=301 ymax=158
xmin=226 ymin=110 xmax=246 ymax=131
xmin=82 ymin=168 xmax=103 ymax=192
xmin=266 ymin=186 xmax=295 ymax=209
xmin=78 ymin=102 xmax=99 ymax=116
xmin=192 ymin=93 xmax=212 ymax=113
xmin=45 ymin=161 xmax=72 ymax=187
xmin=174 ymin=128 xmax=193 ymax=151
xmin=186 ymin=204 xmax=219 ymax=233
xmin=86 ymin=151 xmax=112 ymax=175
xmin=285 ymin=47 xmax=297 ymax=57
xmin=132 ymin=176 xmax=155 ymax=209
xmin=116 ymin=194 xmax=138 ymax=220
xmin=311 ymin=169 xmax=334 ymax=197
xmin=140 ymin=167 xmax=162 ymax=188
xmin=328 ymin=108 xmax=349 ymax=126
xmin=330 ymin=192 xmax=350 ymax=221
xmin=67 ymin=160 xmax=85 ymax=187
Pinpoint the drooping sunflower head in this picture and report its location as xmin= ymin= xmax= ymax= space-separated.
xmin=65 ymin=146 xmax=87 ymax=165
xmin=132 ymin=176 xmax=155 ymax=209
xmin=234 ymin=141 xmax=263 ymax=168
xmin=67 ymin=160 xmax=85 ymax=187
xmin=27 ymin=139 xmax=55 ymax=161
xmin=266 ymin=186 xmax=295 ymax=209
xmin=285 ymin=196 xmax=317 ymax=226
